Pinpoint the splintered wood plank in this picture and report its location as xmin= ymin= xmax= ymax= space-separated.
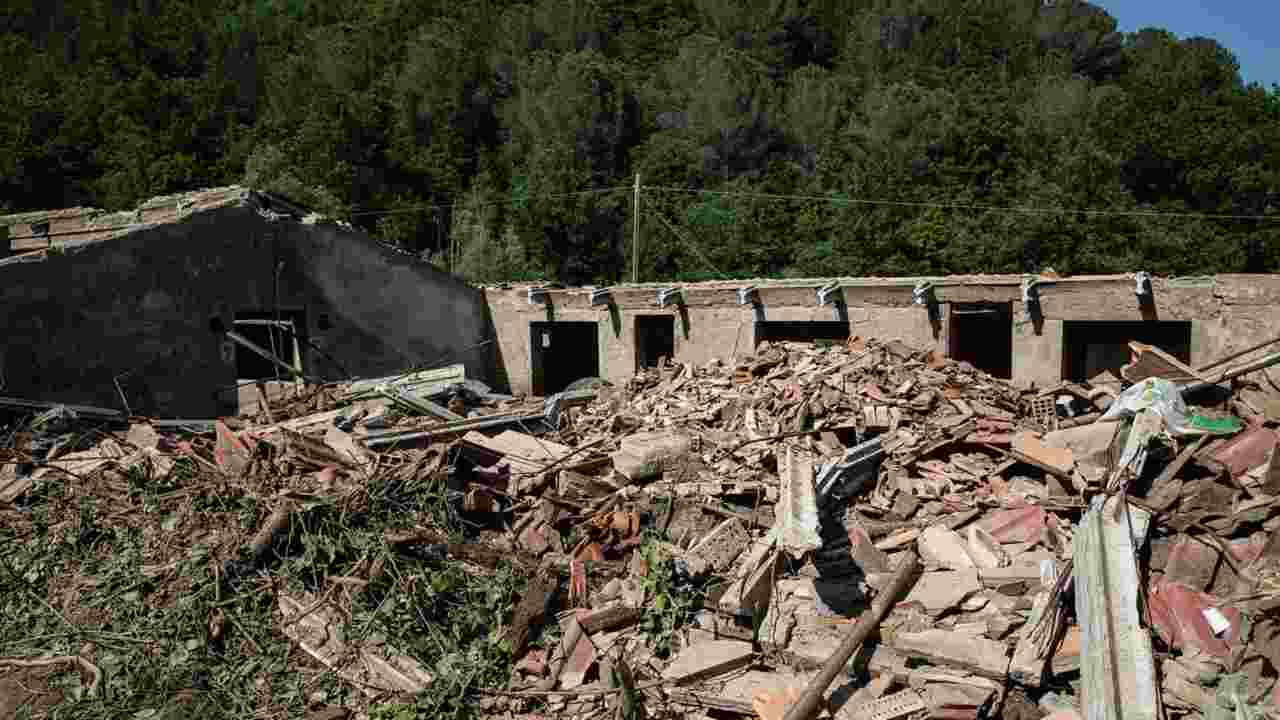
xmin=1073 ymin=496 xmax=1158 ymax=720
xmin=502 ymin=567 xmax=558 ymax=658
xmin=1121 ymin=342 xmax=1205 ymax=385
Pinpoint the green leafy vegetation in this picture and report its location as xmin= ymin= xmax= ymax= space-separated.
xmin=0 ymin=434 xmax=529 ymax=720
xmin=2 ymin=0 xmax=1278 ymax=281
xmin=635 ymin=529 xmax=707 ymax=659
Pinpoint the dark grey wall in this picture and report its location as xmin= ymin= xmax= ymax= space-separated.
xmin=0 ymin=204 xmax=493 ymax=417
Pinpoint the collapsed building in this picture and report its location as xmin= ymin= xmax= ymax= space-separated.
xmin=0 ymin=187 xmax=496 ymax=417
xmin=5 ymin=187 xmax=1280 ymax=719
xmin=4 ymin=185 xmax=1280 ymax=415
xmin=465 ymin=273 xmax=1280 ymax=397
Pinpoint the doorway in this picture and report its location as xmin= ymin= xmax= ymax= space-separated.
xmin=635 ymin=315 xmax=676 ymax=370
xmin=1061 ymin=321 xmax=1192 ymax=381
xmin=948 ymin=303 xmax=1013 ymax=379
xmin=530 ymin=321 xmax=600 ymax=396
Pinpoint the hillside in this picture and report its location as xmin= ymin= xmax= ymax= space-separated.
xmin=2 ymin=0 xmax=1278 ymax=282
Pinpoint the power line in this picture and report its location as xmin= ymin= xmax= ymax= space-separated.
xmin=348 ymin=186 xmax=633 ymax=218
xmin=651 ymin=211 xmax=732 ymax=281
xmin=641 ymin=185 xmax=1280 ymax=222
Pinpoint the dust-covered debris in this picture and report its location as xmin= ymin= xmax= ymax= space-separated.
xmin=4 ymin=335 xmax=1280 ymax=719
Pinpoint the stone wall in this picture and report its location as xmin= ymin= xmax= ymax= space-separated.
xmin=485 ymin=274 xmax=1280 ymax=395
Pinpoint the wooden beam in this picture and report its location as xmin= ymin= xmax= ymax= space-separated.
xmin=1073 ymin=496 xmax=1159 ymax=720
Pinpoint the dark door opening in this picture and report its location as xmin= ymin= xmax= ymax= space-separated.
xmin=754 ymin=321 xmax=850 ymax=346
xmin=1062 ymin=321 xmax=1192 ymax=381
xmin=948 ymin=302 xmax=1013 ymax=379
xmin=530 ymin=321 xmax=600 ymax=396
xmin=234 ymin=310 xmax=307 ymax=381
xmin=635 ymin=315 xmax=676 ymax=370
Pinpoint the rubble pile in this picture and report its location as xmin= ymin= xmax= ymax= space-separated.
xmin=3 ymin=336 xmax=1280 ymax=720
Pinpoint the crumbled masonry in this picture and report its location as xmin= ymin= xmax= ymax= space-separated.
xmin=3 ymin=334 xmax=1280 ymax=719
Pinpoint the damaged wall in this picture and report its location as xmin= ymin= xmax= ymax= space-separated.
xmin=484 ymin=274 xmax=1280 ymax=396
xmin=0 ymin=197 xmax=493 ymax=417
xmin=484 ymin=281 xmax=940 ymax=395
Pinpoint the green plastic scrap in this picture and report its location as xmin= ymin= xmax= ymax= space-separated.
xmin=1187 ymin=414 xmax=1245 ymax=435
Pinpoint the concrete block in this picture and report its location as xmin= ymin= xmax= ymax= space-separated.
xmin=661 ymin=639 xmax=754 ymax=685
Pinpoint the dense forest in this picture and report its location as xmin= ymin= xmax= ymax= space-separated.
xmin=2 ymin=0 xmax=1278 ymax=283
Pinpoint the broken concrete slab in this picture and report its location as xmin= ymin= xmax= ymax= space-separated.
xmin=611 ymin=431 xmax=692 ymax=482
xmin=903 ymin=570 xmax=982 ymax=615
xmin=661 ymin=639 xmax=754 ymax=685
xmin=918 ymin=526 xmax=976 ymax=569
xmin=1011 ymin=432 xmax=1075 ymax=477
xmin=964 ymin=526 xmax=1007 ymax=569
xmin=866 ymin=647 xmax=1003 ymax=697
xmin=718 ymin=537 xmax=784 ymax=618
xmin=685 ymin=516 xmax=750 ymax=576
xmin=1043 ymin=421 xmax=1117 ymax=485
xmin=890 ymin=630 xmax=1010 ymax=679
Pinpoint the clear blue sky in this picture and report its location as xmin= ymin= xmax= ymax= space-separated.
xmin=1096 ymin=0 xmax=1280 ymax=87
